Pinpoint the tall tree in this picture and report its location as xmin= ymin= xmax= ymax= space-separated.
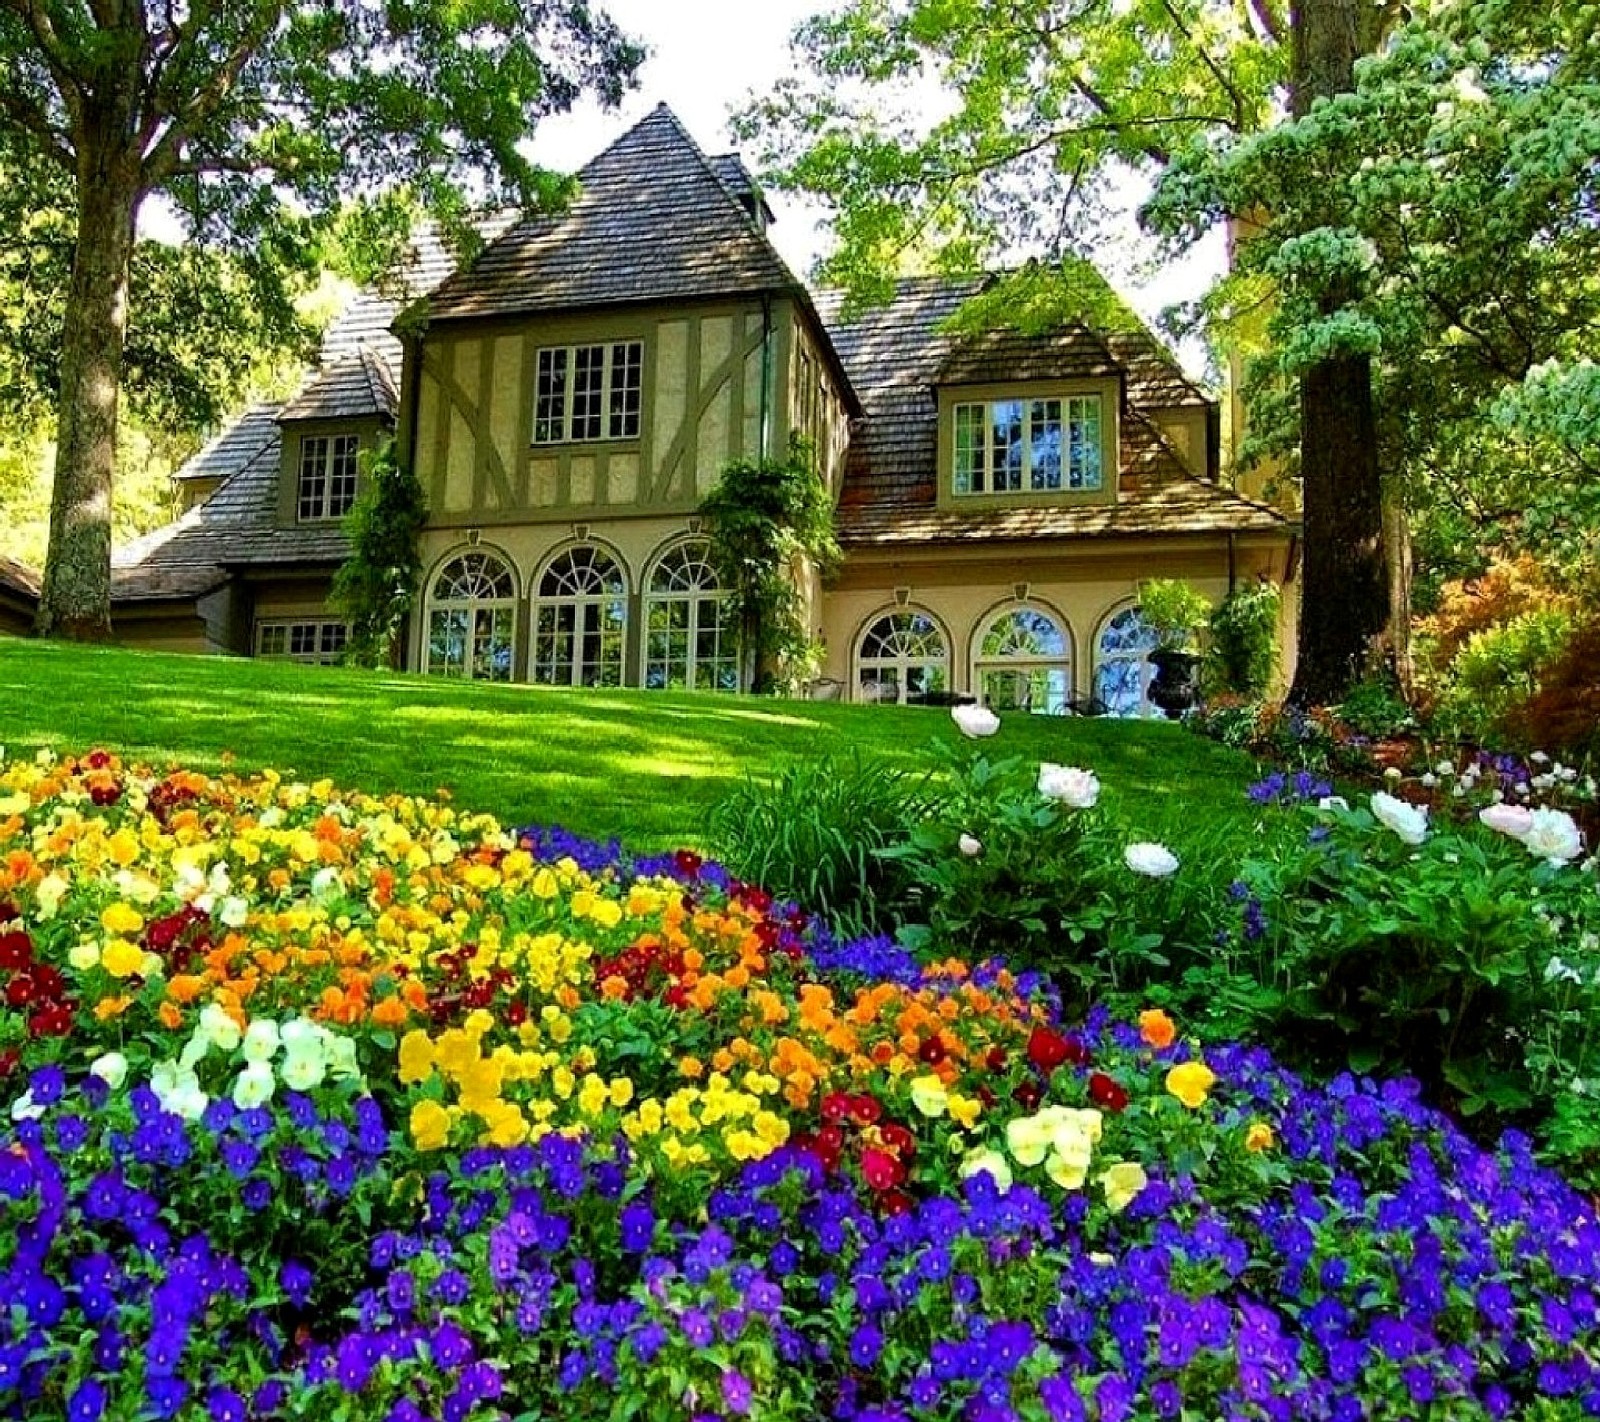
xmin=737 ymin=0 xmax=1408 ymax=702
xmin=0 ymin=0 xmax=641 ymax=639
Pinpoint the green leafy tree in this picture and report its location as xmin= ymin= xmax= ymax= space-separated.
xmin=331 ymin=438 xmax=428 ymax=669
xmin=0 ymin=0 xmax=641 ymax=639
xmin=736 ymin=0 xmax=1411 ymax=703
xmin=699 ymin=440 xmax=840 ymax=693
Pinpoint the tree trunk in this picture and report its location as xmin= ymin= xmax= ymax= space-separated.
xmin=1286 ymin=0 xmax=1391 ymax=706
xmin=35 ymin=140 xmax=141 ymax=641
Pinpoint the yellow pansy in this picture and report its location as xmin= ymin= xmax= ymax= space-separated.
xmin=1245 ymin=1121 xmax=1276 ymax=1153
xmin=397 ymin=1031 xmax=436 ymax=1085
xmin=100 ymin=902 xmax=143 ymax=936
xmin=101 ymin=938 xmax=146 ymax=979
xmin=410 ymin=1100 xmax=453 ymax=1151
xmin=909 ymin=1075 xmax=949 ymax=1118
xmin=1099 ymin=1161 xmax=1149 ymax=1213
xmin=1165 ymin=1061 xmax=1218 ymax=1110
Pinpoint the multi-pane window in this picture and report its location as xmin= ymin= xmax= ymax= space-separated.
xmin=425 ymin=551 xmax=517 ymax=682
xmin=532 ymin=546 xmax=628 ymax=688
xmin=952 ymin=396 xmax=1102 ymax=495
xmin=255 ymin=620 xmax=349 ymax=665
xmin=645 ymin=542 xmax=738 ymax=692
xmin=974 ymin=607 xmax=1073 ymax=714
xmin=534 ymin=342 xmax=643 ymax=444
xmin=296 ymin=434 xmax=360 ymax=521
xmin=856 ymin=611 xmax=949 ymax=705
xmin=1094 ymin=605 xmax=1163 ymax=718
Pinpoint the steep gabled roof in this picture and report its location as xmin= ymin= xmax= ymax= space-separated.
xmin=279 ymin=346 xmax=398 ymax=422
xmin=171 ymin=403 xmax=283 ymax=484
xmin=0 ymin=555 xmax=40 ymax=601
xmin=816 ymin=276 xmax=1286 ymax=549
xmin=423 ymin=105 xmax=801 ymax=322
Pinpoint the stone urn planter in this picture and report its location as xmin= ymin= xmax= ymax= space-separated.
xmin=1148 ymin=648 xmax=1203 ymax=719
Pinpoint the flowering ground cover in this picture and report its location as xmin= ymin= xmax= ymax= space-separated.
xmin=5 ymin=749 xmax=1600 ymax=1420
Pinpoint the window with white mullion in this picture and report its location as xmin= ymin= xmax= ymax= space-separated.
xmin=952 ymin=394 xmax=1102 ymax=496
xmin=533 ymin=341 xmax=643 ymax=444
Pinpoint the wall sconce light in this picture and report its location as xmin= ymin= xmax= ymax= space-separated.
xmin=573 ymin=523 xmax=591 ymax=541
xmin=467 ymin=528 xmax=482 ymax=546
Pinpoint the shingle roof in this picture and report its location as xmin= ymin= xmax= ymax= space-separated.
xmin=171 ymin=403 xmax=283 ymax=483
xmin=817 ymin=276 xmax=1286 ymax=548
xmin=279 ymin=347 xmax=398 ymax=422
xmin=424 ymin=105 xmax=802 ymax=322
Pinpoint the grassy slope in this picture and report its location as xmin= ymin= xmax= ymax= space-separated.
xmin=0 ymin=639 xmax=1260 ymax=852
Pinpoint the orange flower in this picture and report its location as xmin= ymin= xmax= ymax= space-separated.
xmin=600 ymin=975 xmax=630 ymax=1001
xmin=94 ymin=995 xmax=132 ymax=1021
xmin=371 ymin=995 xmax=410 ymax=1028
xmin=166 ymin=974 xmax=207 ymax=1005
xmin=158 ymin=1001 xmax=184 ymax=1030
xmin=1139 ymin=1009 xmax=1177 ymax=1049
xmin=679 ymin=1056 xmax=704 ymax=1079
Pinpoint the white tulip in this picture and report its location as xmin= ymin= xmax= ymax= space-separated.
xmin=1124 ymin=842 xmax=1180 ymax=877
xmin=951 ymin=704 xmax=1001 ymax=738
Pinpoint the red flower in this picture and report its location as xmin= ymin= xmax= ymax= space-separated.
xmin=849 ymin=1094 xmax=883 ymax=1127
xmin=1027 ymin=1027 xmax=1072 ymax=1073
xmin=917 ymin=1036 xmax=947 ymax=1066
xmin=1012 ymin=1081 xmax=1045 ymax=1112
xmin=87 ymin=748 xmax=112 ymax=769
xmin=985 ymin=1046 xmax=1008 ymax=1073
xmin=0 ymin=1048 xmax=17 ymax=1078
xmin=860 ymin=1147 xmax=903 ymax=1192
xmin=821 ymin=1093 xmax=852 ymax=1125
xmin=878 ymin=1122 xmax=915 ymax=1158
xmin=880 ymin=1189 xmax=915 ymax=1216
xmin=673 ymin=850 xmax=703 ymax=879
xmin=1088 ymin=1072 xmax=1130 ymax=1113
xmin=0 ymin=930 xmax=32 ymax=971
xmin=6 ymin=976 xmax=35 ymax=1008
xmin=28 ymin=1003 xmax=74 ymax=1038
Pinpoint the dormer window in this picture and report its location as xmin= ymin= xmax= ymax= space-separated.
xmin=297 ymin=433 xmax=360 ymax=521
xmin=534 ymin=341 xmax=644 ymax=444
xmin=953 ymin=395 xmax=1103 ymax=495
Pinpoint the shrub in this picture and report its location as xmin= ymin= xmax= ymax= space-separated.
xmin=1333 ymin=673 xmax=1417 ymax=740
xmin=1431 ymin=606 xmax=1576 ymax=745
xmin=1206 ymin=579 xmax=1281 ymax=695
xmin=707 ymin=752 xmax=935 ymax=936
xmin=1511 ymin=610 xmax=1600 ymax=759
xmin=1137 ymin=577 xmax=1212 ymax=651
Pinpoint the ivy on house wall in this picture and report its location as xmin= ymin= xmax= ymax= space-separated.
xmin=331 ymin=438 xmax=428 ymax=669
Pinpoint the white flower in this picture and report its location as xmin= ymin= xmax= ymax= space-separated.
xmin=10 ymin=1090 xmax=44 ymax=1122
xmin=232 ymin=1062 xmax=277 ymax=1110
xmin=199 ymin=1002 xmax=241 ymax=1052
xmin=324 ymin=1034 xmax=363 ymax=1082
xmin=34 ymin=873 xmax=69 ymax=918
xmin=1479 ymin=803 xmax=1534 ymax=840
xmin=150 ymin=1062 xmax=209 ymax=1120
xmin=68 ymin=941 xmax=101 ymax=971
xmin=279 ymin=1016 xmax=323 ymax=1058
xmin=1522 ymin=808 xmax=1584 ymax=866
xmin=219 ymin=896 xmax=250 ymax=929
xmin=178 ymin=1032 xmax=212 ymax=1072
xmin=951 ymin=703 xmax=1001 ymax=738
xmin=1038 ymin=764 xmax=1101 ymax=808
xmin=1383 ymin=766 xmax=1402 ymax=781
xmin=1317 ymin=795 xmax=1350 ymax=812
xmin=1435 ymin=760 xmax=1455 ymax=778
xmin=89 ymin=1051 xmax=129 ymax=1090
xmin=958 ymin=1146 xmax=1013 ymax=1193
xmin=279 ymin=1050 xmax=327 ymax=1092
xmin=241 ymin=1019 xmax=281 ymax=1064
xmin=311 ymin=866 xmax=344 ymax=901
xmin=958 ymin=833 xmax=983 ymax=858
xmin=1531 ymin=751 xmax=1551 ymax=765
xmin=1369 ymin=792 xmax=1428 ymax=846
xmin=1420 ymin=773 xmax=1437 ymax=789
xmin=1124 ymin=842 xmax=1179 ymax=877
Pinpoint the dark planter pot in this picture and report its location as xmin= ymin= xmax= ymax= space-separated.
xmin=1148 ymin=648 xmax=1203 ymax=719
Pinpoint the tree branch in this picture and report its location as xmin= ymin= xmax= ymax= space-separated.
xmin=0 ymin=0 xmax=86 ymax=133
xmin=1248 ymin=0 xmax=1285 ymax=44
xmin=0 ymin=82 xmax=75 ymax=169
xmin=1158 ymin=0 xmax=1250 ymax=131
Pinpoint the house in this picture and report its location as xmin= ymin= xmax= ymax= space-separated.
xmin=96 ymin=104 xmax=1295 ymax=714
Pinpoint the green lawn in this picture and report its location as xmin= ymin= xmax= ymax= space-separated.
xmin=0 ymin=638 xmax=1260 ymax=851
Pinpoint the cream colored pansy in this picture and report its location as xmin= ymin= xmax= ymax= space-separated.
xmin=232 ymin=1062 xmax=277 ymax=1110
xmin=241 ymin=1019 xmax=281 ymax=1063
xmin=910 ymin=1075 xmax=950 ymax=1118
xmin=959 ymin=1146 xmax=1014 ymax=1192
xmin=1099 ymin=1161 xmax=1149 ymax=1213
xmin=69 ymin=940 xmax=101 ymax=972
xmin=89 ymin=1051 xmax=129 ymax=1090
xmin=199 ymin=1002 xmax=242 ymax=1052
xmin=150 ymin=1062 xmax=209 ymax=1121
xmin=35 ymin=873 xmax=70 ymax=917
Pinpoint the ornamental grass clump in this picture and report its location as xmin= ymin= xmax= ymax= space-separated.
xmin=4 ymin=747 xmax=1600 ymax=1419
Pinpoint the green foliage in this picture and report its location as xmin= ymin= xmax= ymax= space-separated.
xmin=699 ymin=440 xmax=840 ymax=693
xmin=1432 ymin=609 xmax=1576 ymax=746
xmin=707 ymin=753 xmax=938 ymax=938
xmin=1206 ymin=581 xmax=1280 ymax=695
xmin=1137 ymin=579 xmax=1211 ymax=651
xmin=331 ymin=439 xmax=429 ymax=669
xmin=1332 ymin=676 xmax=1416 ymax=742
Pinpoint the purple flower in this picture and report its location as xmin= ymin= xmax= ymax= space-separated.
xmin=67 ymin=1380 xmax=107 ymax=1422
xmin=722 ymin=1370 xmax=753 ymax=1415
xmin=207 ymin=1388 xmax=246 ymax=1422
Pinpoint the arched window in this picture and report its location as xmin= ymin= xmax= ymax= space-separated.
xmin=1095 ymin=604 xmax=1162 ymax=717
xmin=531 ymin=545 xmax=628 ymax=688
xmin=645 ymin=542 xmax=739 ymax=692
xmin=856 ymin=610 xmax=949 ymax=705
xmin=424 ymin=550 xmax=517 ymax=681
xmin=973 ymin=606 xmax=1072 ymax=714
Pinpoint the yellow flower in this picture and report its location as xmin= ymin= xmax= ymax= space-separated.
xmin=577 ymin=1075 xmax=610 ymax=1118
xmin=410 ymin=1100 xmax=453 ymax=1151
xmin=909 ymin=1075 xmax=949 ymax=1118
xmin=1098 ymin=1161 xmax=1149 ymax=1213
xmin=531 ymin=868 xmax=559 ymax=899
xmin=609 ymin=1077 xmax=635 ymax=1109
xmin=1044 ymin=1146 xmax=1091 ymax=1191
xmin=1006 ymin=1114 xmax=1053 ymax=1168
xmin=101 ymin=938 xmax=146 ymax=979
xmin=100 ymin=902 xmax=144 ymax=936
xmin=1245 ymin=1121 xmax=1276 ymax=1153
xmin=948 ymin=1094 xmax=982 ymax=1129
xmin=397 ymin=1031 xmax=436 ymax=1085
xmin=106 ymin=829 xmax=141 ymax=868
xmin=1165 ymin=1060 xmax=1217 ymax=1110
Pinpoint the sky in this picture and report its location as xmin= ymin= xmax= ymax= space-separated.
xmin=525 ymin=0 xmax=1228 ymax=378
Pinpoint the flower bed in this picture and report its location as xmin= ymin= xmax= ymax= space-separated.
xmin=5 ymin=749 xmax=1600 ymax=1420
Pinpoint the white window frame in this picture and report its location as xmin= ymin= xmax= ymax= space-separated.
xmin=423 ymin=550 xmax=518 ymax=682
xmin=854 ymin=610 xmax=950 ymax=705
xmin=643 ymin=541 xmax=738 ymax=693
xmin=1094 ymin=603 xmax=1163 ymax=718
xmin=296 ymin=433 xmax=361 ymax=522
xmin=533 ymin=341 xmax=644 ymax=445
xmin=255 ymin=619 xmax=349 ymax=665
xmin=952 ymin=395 xmax=1103 ymax=496
xmin=531 ymin=545 xmax=630 ymax=688
xmin=972 ymin=605 xmax=1074 ymax=714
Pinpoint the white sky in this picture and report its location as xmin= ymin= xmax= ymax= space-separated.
xmin=525 ymin=0 xmax=1225 ymax=377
